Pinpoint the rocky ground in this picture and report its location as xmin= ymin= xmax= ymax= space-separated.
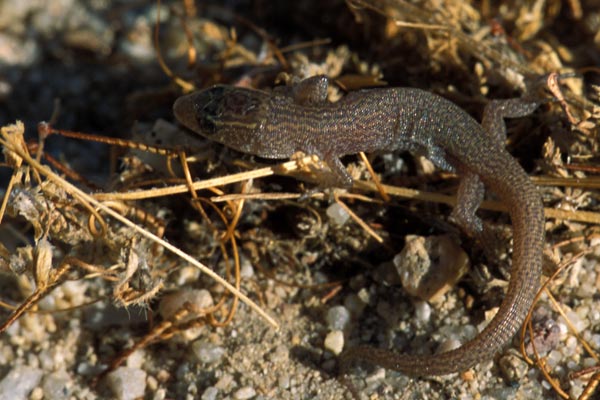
xmin=1 ymin=1 xmax=599 ymax=399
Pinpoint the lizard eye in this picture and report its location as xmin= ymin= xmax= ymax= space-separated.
xmin=198 ymin=109 xmax=217 ymax=134
xmin=197 ymin=87 xmax=226 ymax=134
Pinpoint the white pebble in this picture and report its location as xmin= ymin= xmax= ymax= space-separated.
xmin=234 ymin=386 xmax=256 ymax=399
xmin=591 ymin=334 xmax=600 ymax=349
xmin=557 ymin=320 xmax=568 ymax=335
xmin=126 ymin=350 xmax=145 ymax=368
xmin=240 ymin=258 xmax=254 ymax=278
xmin=30 ymin=387 xmax=43 ymax=400
xmin=326 ymin=306 xmax=351 ymax=331
xmin=41 ymin=370 xmax=72 ymax=400
xmin=152 ymin=388 xmax=166 ymax=400
xmin=546 ymin=350 xmax=563 ymax=369
xmin=278 ymin=375 xmax=290 ymax=389
xmin=159 ymin=289 xmax=214 ymax=320
xmin=561 ymin=309 xmax=587 ymax=333
xmin=0 ymin=366 xmax=43 ymax=400
xmin=576 ymin=281 xmax=595 ymax=297
xmin=364 ymin=368 xmax=386 ymax=385
xmin=326 ymin=203 xmax=350 ymax=225
xmin=106 ymin=367 xmax=147 ymax=400
xmin=583 ymin=357 xmax=597 ymax=368
xmin=569 ymin=380 xmax=585 ymax=399
xmin=324 ymin=330 xmax=345 ymax=355
xmin=357 ymin=288 xmax=370 ymax=304
xmin=566 ymin=335 xmax=578 ymax=352
xmin=541 ymin=379 xmax=553 ymax=390
xmin=590 ymin=308 xmax=600 ymax=324
xmin=192 ymin=342 xmax=225 ymax=364
xmin=201 ymin=386 xmax=219 ymax=400
xmin=214 ymin=373 xmax=234 ymax=391
xmin=413 ymin=300 xmax=431 ymax=323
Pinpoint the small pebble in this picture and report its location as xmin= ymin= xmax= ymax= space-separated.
xmin=583 ymin=357 xmax=596 ymax=368
xmin=278 ymin=375 xmax=290 ymax=390
xmin=147 ymin=375 xmax=158 ymax=391
xmin=485 ymin=387 xmax=521 ymax=399
xmin=240 ymin=257 xmax=255 ymax=278
xmin=364 ymin=368 xmax=386 ymax=385
xmin=159 ymin=289 xmax=214 ymax=320
xmin=0 ymin=33 xmax=40 ymax=66
xmin=0 ymin=79 xmax=11 ymax=100
xmin=234 ymin=386 xmax=256 ymax=399
xmin=591 ymin=333 xmax=600 ymax=349
xmin=152 ymin=388 xmax=166 ymax=400
xmin=41 ymin=370 xmax=72 ymax=400
xmin=201 ymin=386 xmax=219 ymax=400
xmin=29 ymin=387 xmax=43 ymax=400
xmin=561 ymin=311 xmax=580 ymax=333
xmin=343 ymin=293 xmax=366 ymax=317
xmin=498 ymin=351 xmax=529 ymax=383
xmin=541 ymin=379 xmax=553 ymax=390
xmin=106 ymin=367 xmax=147 ymax=400
xmin=118 ymin=14 xmax=155 ymax=61
xmin=413 ymin=300 xmax=431 ymax=323
xmin=214 ymin=374 xmax=234 ymax=391
xmin=326 ymin=306 xmax=351 ymax=331
xmin=576 ymin=279 xmax=596 ymax=297
xmin=326 ymin=203 xmax=350 ymax=225
xmin=357 ymin=288 xmax=370 ymax=304
xmin=192 ymin=341 xmax=225 ymax=364
xmin=566 ymin=335 xmax=578 ymax=352
xmin=126 ymin=349 xmax=145 ymax=369
xmin=589 ymin=308 xmax=600 ymax=324
xmin=0 ymin=366 xmax=43 ymax=400
xmin=324 ymin=330 xmax=344 ymax=355
xmin=546 ymin=350 xmax=563 ymax=369
xmin=569 ymin=381 xmax=585 ymax=400
xmin=267 ymin=344 xmax=289 ymax=364
xmin=394 ymin=235 xmax=469 ymax=301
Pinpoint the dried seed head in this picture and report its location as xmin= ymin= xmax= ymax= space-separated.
xmin=33 ymin=239 xmax=54 ymax=289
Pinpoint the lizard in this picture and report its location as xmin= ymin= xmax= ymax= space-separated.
xmin=172 ymin=74 xmax=549 ymax=378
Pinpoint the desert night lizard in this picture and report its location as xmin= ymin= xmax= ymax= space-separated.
xmin=172 ymin=75 xmax=546 ymax=377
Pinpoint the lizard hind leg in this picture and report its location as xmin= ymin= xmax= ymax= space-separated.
xmin=449 ymin=169 xmax=503 ymax=262
xmin=449 ymin=170 xmax=485 ymax=237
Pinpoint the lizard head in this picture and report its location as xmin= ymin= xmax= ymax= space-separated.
xmin=173 ymin=85 xmax=272 ymax=156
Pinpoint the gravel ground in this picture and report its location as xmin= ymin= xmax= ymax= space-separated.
xmin=1 ymin=1 xmax=600 ymax=400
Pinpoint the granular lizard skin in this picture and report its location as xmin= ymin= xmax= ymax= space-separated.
xmin=173 ymin=75 xmax=545 ymax=377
